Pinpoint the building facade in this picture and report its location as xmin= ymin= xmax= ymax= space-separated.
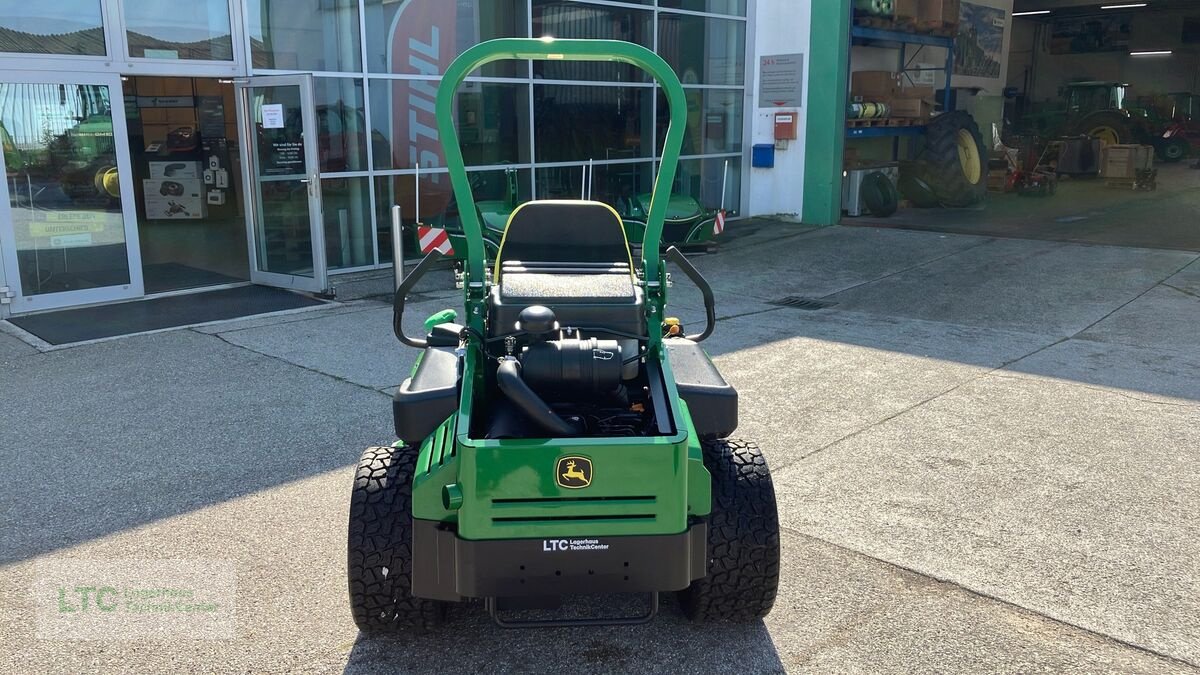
xmin=0 ymin=0 xmax=827 ymax=318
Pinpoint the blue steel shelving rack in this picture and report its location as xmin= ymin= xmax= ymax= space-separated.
xmin=846 ymin=25 xmax=955 ymax=140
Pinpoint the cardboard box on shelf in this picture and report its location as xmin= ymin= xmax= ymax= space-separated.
xmin=1100 ymin=144 xmax=1154 ymax=179
xmin=917 ymin=0 xmax=961 ymax=31
xmin=851 ymin=71 xmax=902 ymax=100
xmin=888 ymin=97 xmax=933 ymax=119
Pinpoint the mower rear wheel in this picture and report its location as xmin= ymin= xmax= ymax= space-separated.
xmin=348 ymin=445 xmax=446 ymax=633
xmin=679 ymin=438 xmax=780 ymax=622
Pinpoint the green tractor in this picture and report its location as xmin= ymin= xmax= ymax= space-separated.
xmin=347 ymin=38 xmax=779 ymax=630
xmin=1021 ymin=81 xmax=1156 ymax=146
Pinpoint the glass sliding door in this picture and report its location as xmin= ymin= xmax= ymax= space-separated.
xmin=235 ymin=74 xmax=327 ymax=293
xmin=0 ymin=73 xmax=143 ymax=313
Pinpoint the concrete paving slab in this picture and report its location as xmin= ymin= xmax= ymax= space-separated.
xmin=1163 ymin=259 xmax=1200 ymax=296
xmin=189 ymin=300 xmax=369 ymax=335
xmin=1003 ymin=338 xmax=1200 ymax=403
xmin=1078 ymin=285 xmax=1200 ymax=356
xmin=0 ymin=329 xmax=37 ymax=359
xmin=775 ymin=373 xmax=1200 ymax=664
xmin=213 ymin=298 xmax=460 ymax=391
xmin=2 ymin=471 xmax=1181 ymax=674
xmin=0 ymin=329 xmax=392 ymax=565
xmin=690 ymin=227 xmax=992 ymax=302
xmin=827 ymin=238 xmax=1197 ymax=336
xmin=695 ymin=308 xmax=1053 ymax=472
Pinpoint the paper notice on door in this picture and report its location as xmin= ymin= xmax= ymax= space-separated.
xmin=261 ymin=103 xmax=285 ymax=129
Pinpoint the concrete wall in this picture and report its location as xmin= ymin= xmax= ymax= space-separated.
xmin=1007 ymin=10 xmax=1200 ymax=104
xmin=746 ymin=0 xmax=812 ymax=218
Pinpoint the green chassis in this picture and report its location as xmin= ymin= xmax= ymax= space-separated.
xmin=351 ymin=38 xmax=777 ymax=629
xmin=423 ymin=37 xmax=705 ymax=540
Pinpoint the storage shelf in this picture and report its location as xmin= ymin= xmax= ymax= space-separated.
xmin=846 ymin=125 xmax=927 ymax=139
xmin=850 ymin=25 xmax=955 ymax=49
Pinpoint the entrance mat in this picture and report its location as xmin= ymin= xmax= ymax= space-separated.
xmin=8 ymin=286 xmax=326 ymax=346
xmin=142 ymin=263 xmax=245 ymax=294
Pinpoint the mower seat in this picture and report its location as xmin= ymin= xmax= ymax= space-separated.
xmin=489 ymin=200 xmax=644 ymax=337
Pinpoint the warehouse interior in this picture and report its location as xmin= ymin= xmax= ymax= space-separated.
xmin=843 ymin=0 xmax=1200 ymax=252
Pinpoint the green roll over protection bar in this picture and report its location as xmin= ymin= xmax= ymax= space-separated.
xmin=435 ymin=38 xmax=688 ymax=351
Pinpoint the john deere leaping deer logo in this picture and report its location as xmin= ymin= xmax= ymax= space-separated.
xmin=556 ymin=456 xmax=592 ymax=489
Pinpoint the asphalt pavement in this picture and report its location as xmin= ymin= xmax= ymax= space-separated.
xmin=1 ymin=223 xmax=1197 ymax=673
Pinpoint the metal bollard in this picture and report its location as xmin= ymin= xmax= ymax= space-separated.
xmin=391 ymin=204 xmax=405 ymax=291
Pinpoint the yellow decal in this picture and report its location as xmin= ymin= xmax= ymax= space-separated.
xmin=556 ymin=456 xmax=592 ymax=489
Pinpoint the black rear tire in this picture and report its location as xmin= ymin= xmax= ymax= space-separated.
xmin=899 ymin=160 xmax=942 ymax=208
xmin=679 ymin=439 xmax=780 ymax=622
xmin=1160 ymin=139 xmax=1189 ymax=162
xmin=920 ymin=111 xmax=987 ymax=207
xmin=348 ymin=445 xmax=446 ymax=633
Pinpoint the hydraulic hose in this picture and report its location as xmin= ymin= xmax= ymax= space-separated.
xmin=495 ymin=358 xmax=579 ymax=437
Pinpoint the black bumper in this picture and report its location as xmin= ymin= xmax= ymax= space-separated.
xmin=411 ymin=520 xmax=708 ymax=602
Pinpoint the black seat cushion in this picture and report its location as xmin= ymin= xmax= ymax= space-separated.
xmin=497 ymin=200 xmax=632 ymax=267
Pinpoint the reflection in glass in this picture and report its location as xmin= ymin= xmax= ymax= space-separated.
xmin=669 ymin=156 xmax=741 ymax=212
xmin=249 ymin=0 xmax=361 ymax=72
xmin=363 ymin=0 xmax=527 ymax=77
xmin=659 ymin=0 xmax=747 ymax=16
xmin=658 ymin=14 xmax=746 ymax=86
xmin=532 ymin=1 xmax=652 ymax=82
xmin=374 ymin=169 xmax=532 ymax=262
xmin=323 ymin=176 xmax=372 ymax=269
xmin=0 ymin=2 xmax=106 ymax=55
xmin=313 ymin=78 xmax=370 ymax=173
xmin=256 ymin=179 xmax=314 ymax=276
xmin=534 ymin=85 xmax=653 ymax=163
xmin=536 ymin=161 xmax=653 ymax=208
xmin=658 ymin=88 xmax=743 ymax=155
xmin=248 ymin=85 xmax=314 ymax=277
xmin=125 ymin=0 xmax=234 ymax=60
xmin=1 ymin=82 xmax=132 ymax=295
xmin=370 ymin=81 xmax=530 ymax=170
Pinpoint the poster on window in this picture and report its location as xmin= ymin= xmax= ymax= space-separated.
xmin=1049 ymin=14 xmax=1132 ymax=54
xmin=955 ymin=2 xmax=1007 ymax=81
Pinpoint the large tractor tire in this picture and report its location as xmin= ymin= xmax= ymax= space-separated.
xmin=920 ymin=111 xmax=987 ymax=207
xmin=679 ymin=439 xmax=780 ymax=622
xmin=1069 ymin=111 xmax=1135 ymax=146
xmin=898 ymin=161 xmax=942 ymax=208
xmin=348 ymin=445 xmax=446 ymax=633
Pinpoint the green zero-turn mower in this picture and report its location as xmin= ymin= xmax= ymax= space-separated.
xmin=347 ymin=37 xmax=780 ymax=630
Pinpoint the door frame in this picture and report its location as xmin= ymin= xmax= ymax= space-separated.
xmin=234 ymin=74 xmax=327 ymax=293
xmin=0 ymin=71 xmax=145 ymax=314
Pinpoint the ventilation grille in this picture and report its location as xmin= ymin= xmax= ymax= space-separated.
xmin=767 ymin=296 xmax=836 ymax=310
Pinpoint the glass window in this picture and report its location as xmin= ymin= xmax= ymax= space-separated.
xmin=657 ymin=88 xmax=743 ymax=155
xmin=532 ymin=1 xmax=652 ymax=83
xmin=658 ymin=14 xmax=746 ymax=86
xmin=370 ymin=80 xmax=530 ymax=171
xmin=313 ymin=78 xmax=367 ymax=173
xmin=663 ymin=156 xmax=741 ymax=213
xmin=323 ymin=176 xmax=372 ymax=269
xmin=1 ymin=82 xmax=132 ymax=295
xmin=659 ymin=0 xmax=747 ymax=17
xmin=374 ymin=169 xmax=532 ymax=262
xmin=363 ymin=0 xmax=527 ymax=78
xmin=534 ymin=85 xmax=653 ymax=163
xmin=125 ymin=0 xmax=234 ymax=60
xmin=249 ymin=0 xmax=361 ymax=72
xmin=536 ymin=161 xmax=654 ymax=208
xmin=0 ymin=2 xmax=105 ymax=55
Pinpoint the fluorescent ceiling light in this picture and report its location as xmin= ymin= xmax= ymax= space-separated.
xmin=1101 ymin=3 xmax=1147 ymax=8
xmin=1013 ymin=10 xmax=1051 ymax=15
xmin=1130 ymin=50 xmax=1172 ymax=56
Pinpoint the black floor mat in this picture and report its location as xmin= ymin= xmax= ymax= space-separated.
xmin=8 ymin=286 xmax=325 ymax=345
xmin=142 ymin=262 xmax=245 ymax=294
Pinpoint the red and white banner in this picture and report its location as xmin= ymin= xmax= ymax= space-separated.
xmin=418 ymin=225 xmax=454 ymax=256
xmin=713 ymin=209 xmax=726 ymax=236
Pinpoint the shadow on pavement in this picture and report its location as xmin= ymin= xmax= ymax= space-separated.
xmin=343 ymin=596 xmax=783 ymax=674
